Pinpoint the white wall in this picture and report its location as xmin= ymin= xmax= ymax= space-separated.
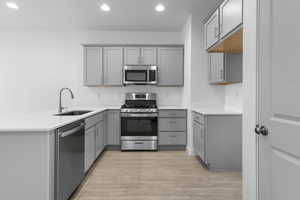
xmin=0 ymin=30 xmax=183 ymax=114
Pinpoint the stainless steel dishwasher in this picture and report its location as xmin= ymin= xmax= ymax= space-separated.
xmin=55 ymin=120 xmax=85 ymax=200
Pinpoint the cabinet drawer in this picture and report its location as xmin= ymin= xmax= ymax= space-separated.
xmin=159 ymin=132 xmax=186 ymax=145
xmin=159 ymin=110 xmax=186 ymax=118
xmin=159 ymin=118 xmax=186 ymax=132
xmin=85 ymin=112 xmax=104 ymax=129
xmin=192 ymin=112 xmax=205 ymax=124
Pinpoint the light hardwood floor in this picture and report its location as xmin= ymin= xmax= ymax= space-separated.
xmin=72 ymin=151 xmax=242 ymax=200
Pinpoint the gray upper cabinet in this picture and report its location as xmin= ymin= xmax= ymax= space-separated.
xmin=158 ymin=47 xmax=184 ymax=86
xmin=205 ymin=9 xmax=220 ymax=49
xmin=106 ymin=110 xmax=120 ymax=145
xmin=84 ymin=45 xmax=183 ymax=87
xmin=124 ymin=47 xmax=157 ymax=65
xmin=103 ymin=47 xmax=123 ymax=86
xmin=141 ymin=47 xmax=157 ymax=65
xmin=124 ymin=47 xmax=140 ymax=65
xmin=208 ymin=52 xmax=242 ymax=84
xmin=220 ymin=0 xmax=243 ymax=38
xmin=209 ymin=53 xmax=224 ymax=83
xmin=84 ymin=47 xmax=103 ymax=86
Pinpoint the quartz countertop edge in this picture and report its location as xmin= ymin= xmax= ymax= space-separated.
xmin=192 ymin=107 xmax=243 ymax=115
xmin=0 ymin=107 xmax=120 ymax=133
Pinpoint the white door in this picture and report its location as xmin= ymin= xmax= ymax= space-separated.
xmin=124 ymin=47 xmax=140 ymax=65
xmin=258 ymin=0 xmax=300 ymax=199
xmin=220 ymin=0 xmax=243 ymax=38
xmin=205 ymin=9 xmax=220 ymax=49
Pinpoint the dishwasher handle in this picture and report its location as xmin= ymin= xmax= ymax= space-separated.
xmin=59 ymin=123 xmax=85 ymax=138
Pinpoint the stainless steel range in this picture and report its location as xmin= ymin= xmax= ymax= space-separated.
xmin=121 ymin=93 xmax=158 ymax=151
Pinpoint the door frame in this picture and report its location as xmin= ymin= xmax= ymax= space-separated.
xmin=243 ymin=0 xmax=260 ymax=199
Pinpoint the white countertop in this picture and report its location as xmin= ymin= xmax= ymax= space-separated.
xmin=192 ymin=106 xmax=242 ymax=115
xmin=158 ymin=106 xmax=187 ymax=110
xmin=0 ymin=106 xmax=120 ymax=133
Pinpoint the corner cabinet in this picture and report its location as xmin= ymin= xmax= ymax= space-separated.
xmin=205 ymin=9 xmax=220 ymax=49
xmin=157 ymin=47 xmax=184 ymax=86
xmin=220 ymin=0 xmax=243 ymax=38
xmin=106 ymin=110 xmax=120 ymax=146
xmin=208 ymin=52 xmax=242 ymax=84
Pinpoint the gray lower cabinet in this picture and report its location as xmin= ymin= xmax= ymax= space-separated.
xmin=85 ymin=112 xmax=106 ymax=172
xmin=84 ymin=126 xmax=96 ymax=172
xmin=158 ymin=110 xmax=187 ymax=147
xmin=95 ymin=120 xmax=105 ymax=157
xmin=158 ymin=47 xmax=184 ymax=86
xmin=192 ymin=111 xmax=242 ymax=171
xmin=106 ymin=110 xmax=120 ymax=145
xmin=208 ymin=52 xmax=242 ymax=84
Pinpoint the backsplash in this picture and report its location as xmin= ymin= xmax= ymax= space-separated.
xmin=225 ymin=83 xmax=243 ymax=112
xmin=75 ymin=86 xmax=183 ymax=107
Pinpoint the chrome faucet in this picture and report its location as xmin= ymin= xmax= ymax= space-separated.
xmin=58 ymin=88 xmax=74 ymax=113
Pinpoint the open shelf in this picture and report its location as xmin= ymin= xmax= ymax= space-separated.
xmin=208 ymin=28 xmax=243 ymax=53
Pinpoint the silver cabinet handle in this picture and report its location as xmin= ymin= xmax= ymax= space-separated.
xmin=59 ymin=123 xmax=85 ymax=138
xmin=168 ymin=135 xmax=177 ymax=138
xmin=220 ymin=69 xmax=224 ymax=79
xmin=214 ymin=27 xmax=219 ymax=38
xmin=169 ymin=120 xmax=177 ymax=124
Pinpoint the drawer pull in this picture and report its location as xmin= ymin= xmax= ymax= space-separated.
xmin=169 ymin=121 xmax=177 ymax=124
xmin=168 ymin=135 xmax=177 ymax=138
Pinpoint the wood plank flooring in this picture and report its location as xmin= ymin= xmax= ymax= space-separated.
xmin=72 ymin=151 xmax=242 ymax=200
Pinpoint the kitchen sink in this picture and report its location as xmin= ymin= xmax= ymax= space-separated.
xmin=54 ymin=110 xmax=92 ymax=116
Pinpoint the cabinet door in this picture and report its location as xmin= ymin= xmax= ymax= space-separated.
xmin=106 ymin=110 xmax=120 ymax=145
xmin=124 ymin=47 xmax=140 ymax=65
xmin=103 ymin=47 xmax=123 ymax=86
xmin=193 ymin=122 xmax=205 ymax=162
xmin=84 ymin=47 xmax=103 ymax=86
xmin=209 ymin=53 xmax=224 ymax=83
xmin=205 ymin=9 xmax=220 ymax=49
xmin=158 ymin=47 xmax=184 ymax=86
xmin=193 ymin=122 xmax=201 ymax=156
xmin=85 ymin=127 xmax=96 ymax=172
xmin=95 ymin=121 xmax=105 ymax=157
xmin=220 ymin=0 xmax=243 ymax=38
xmin=141 ymin=47 xmax=157 ymax=65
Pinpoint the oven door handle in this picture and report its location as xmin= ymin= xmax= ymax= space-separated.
xmin=121 ymin=113 xmax=158 ymax=118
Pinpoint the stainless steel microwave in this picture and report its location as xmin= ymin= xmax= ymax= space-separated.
xmin=123 ymin=65 xmax=158 ymax=85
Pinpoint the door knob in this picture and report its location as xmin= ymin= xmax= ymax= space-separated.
xmin=255 ymin=124 xmax=268 ymax=136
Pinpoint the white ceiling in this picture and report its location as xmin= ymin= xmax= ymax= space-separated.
xmin=0 ymin=0 xmax=220 ymax=31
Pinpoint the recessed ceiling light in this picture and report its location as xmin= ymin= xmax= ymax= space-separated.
xmin=100 ymin=3 xmax=111 ymax=12
xmin=155 ymin=3 xmax=165 ymax=12
xmin=6 ymin=1 xmax=19 ymax=10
